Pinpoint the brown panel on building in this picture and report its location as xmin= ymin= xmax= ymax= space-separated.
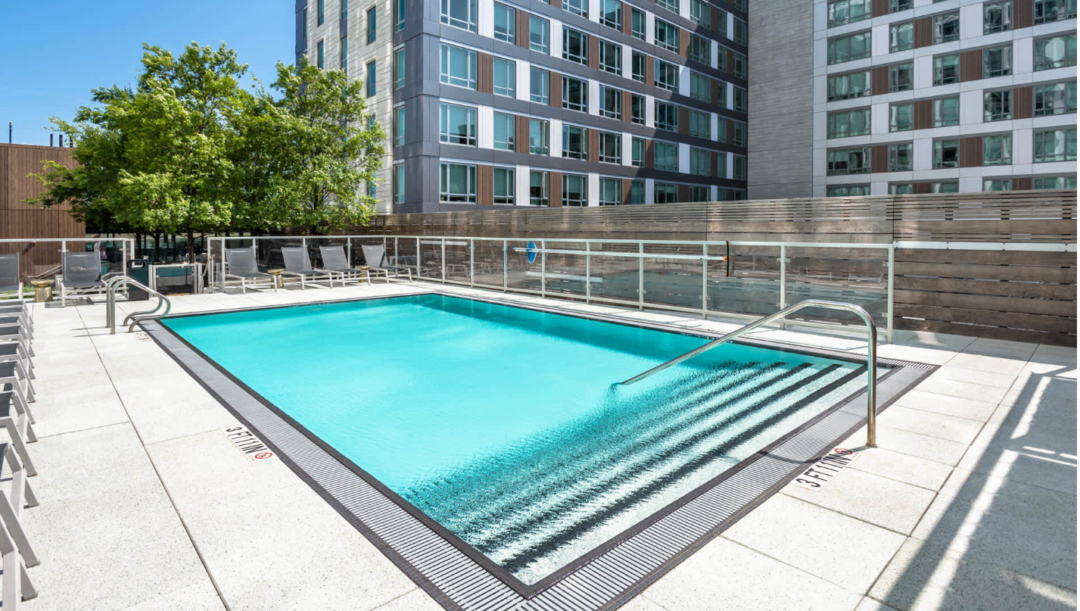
xmin=872 ymin=0 xmax=889 ymax=17
xmin=477 ymin=53 xmax=493 ymax=94
xmin=1014 ymin=177 xmax=1033 ymax=191
xmin=727 ymin=120 xmax=736 ymax=144
xmin=712 ymin=80 xmax=720 ymax=105
xmin=622 ymin=178 xmax=633 ymax=205
xmin=622 ymin=91 xmax=633 ymax=122
xmin=871 ymin=145 xmax=889 ymax=174
xmin=711 ymin=7 xmax=721 ymax=32
xmin=624 ymin=7 xmax=635 ymax=35
xmin=515 ymin=116 xmax=530 ymax=154
xmin=549 ymin=171 xmax=562 ymax=207
xmin=588 ymin=36 xmax=600 ymax=69
xmin=645 ymin=58 xmax=654 ymax=87
xmin=913 ymin=182 xmax=932 ymax=194
xmin=549 ymin=0 xmax=559 ymax=8
xmin=914 ymin=99 xmax=933 ymax=130
xmin=679 ymin=107 xmax=690 ymax=135
xmin=550 ymin=71 xmax=561 ymax=108
xmin=516 ymin=10 xmax=530 ymax=48
xmin=680 ymin=29 xmax=690 ymax=58
xmin=960 ymin=49 xmax=983 ymax=82
xmin=960 ymin=136 xmax=983 ymax=168
xmin=678 ymin=184 xmax=690 ymax=203
xmin=914 ymin=17 xmax=933 ymax=48
xmin=588 ymin=129 xmax=599 ymax=163
xmin=1013 ymin=86 xmax=1034 ymax=119
xmin=726 ymin=49 xmax=736 ymax=74
xmin=1015 ymin=0 xmax=1034 ymax=28
xmin=871 ymin=66 xmax=890 ymax=95
xmin=711 ymin=152 xmax=719 ymax=178
xmin=645 ymin=139 xmax=654 ymax=169
xmin=477 ymin=165 xmax=494 ymax=205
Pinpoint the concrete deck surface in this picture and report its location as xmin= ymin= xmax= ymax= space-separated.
xmin=12 ymin=281 xmax=1077 ymax=610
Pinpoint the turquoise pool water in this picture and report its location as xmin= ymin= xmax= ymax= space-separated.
xmin=164 ymin=294 xmax=878 ymax=584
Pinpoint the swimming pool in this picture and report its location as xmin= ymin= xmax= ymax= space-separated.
xmin=161 ymin=293 xmax=904 ymax=588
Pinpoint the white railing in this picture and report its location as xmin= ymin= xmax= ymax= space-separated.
xmin=0 ymin=238 xmax=134 ymax=281
xmin=207 ymin=235 xmax=895 ymax=342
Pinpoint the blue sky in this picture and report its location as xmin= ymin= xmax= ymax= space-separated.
xmin=0 ymin=0 xmax=294 ymax=145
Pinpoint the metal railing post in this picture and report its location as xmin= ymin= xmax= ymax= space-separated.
xmin=701 ymin=243 xmax=708 ymax=319
xmin=469 ymin=238 xmax=475 ymax=287
xmin=779 ymin=244 xmax=787 ymax=330
xmin=416 ymin=237 xmax=421 ymax=278
xmin=639 ymin=242 xmax=644 ymax=310
xmin=346 ymin=238 xmax=352 ymax=267
xmin=502 ymin=239 xmax=508 ymax=291
xmin=441 ymin=238 xmax=446 ymax=283
xmin=541 ymin=239 xmax=547 ymax=298
xmin=585 ymin=241 xmax=591 ymax=303
xmin=886 ymin=245 xmax=894 ymax=344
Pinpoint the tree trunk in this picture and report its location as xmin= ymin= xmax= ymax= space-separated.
xmin=187 ymin=228 xmax=196 ymax=263
xmin=152 ymin=232 xmax=161 ymax=263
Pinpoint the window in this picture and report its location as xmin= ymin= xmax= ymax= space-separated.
xmin=890 ymin=184 xmax=914 ymax=195
xmin=933 ymin=13 xmax=959 ymax=44
xmin=656 ymin=0 xmax=678 ymax=12
xmin=367 ymin=8 xmax=377 ymax=43
xmin=717 ymin=10 xmax=728 ymax=39
xmin=828 ymin=71 xmax=870 ymax=101
xmin=828 ymin=32 xmax=871 ymax=65
xmin=440 ymin=44 xmax=477 ymax=89
xmin=890 ymin=103 xmax=913 ymax=132
xmin=562 ymin=76 xmax=588 ymax=112
xmin=1034 ymin=82 xmax=1078 ymax=116
xmin=394 ymin=48 xmax=405 ymax=89
xmin=599 ymin=85 xmax=622 ymax=120
xmin=655 ymin=59 xmax=679 ymax=92
xmin=631 ymin=7 xmax=645 ymax=40
xmin=827 ymin=147 xmax=871 ymax=175
xmin=717 ymin=117 xmax=728 ymax=143
xmin=529 ymin=119 xmax=550 ymax=155
xmin=599 ymin=132 xmax=622 ymax=163
xmin=890 ymin=63 xmax=913 ymax=92
xmin=341 ymin=0 xmax=348 ymax=20
xmin=529 ymin=171 xmax=549 ymax=206
xmin=562 ymin=175 xmax=588 ymax=206
xmin=984 ymin=46 xmax=1012 ymax=77
xmin=493 ymin=168 xmax=515 ymax=204
xmin=602 ymin=0 xmax=622 ymax=30
xmin=1034 ymin=176 xmax=1078 ymax=189
xmin=733 ymin=19 xmax=747 ymax=45
xmin=733 ymin=87 xmax=747 ymax=113
xmin=828 ymin=0 xmax=872 ymax=27
xmin=1034 ymin=128 xmax=1077 ymax=162
xmin=494 ymin=3 xmax=515 ymax=43
xmin=599 ymin=40 xmax=622 ymax=75
xmin=733 ymin=155 xmax=747 ymax=180
xmin=493 ymin=112 xmax=515 ymax=151
xmin=890 ymin=22 xmax=913 ymax=53
xmin=654 ymin=142 xmax=678 ymax=171
xmin=934 ymin=96 xmax=960 ymax=126
xmin=889 ymin=143 xmax=912 ymax=172
xmin=933 ymin=140 xmax=959 ymax=169
xmin=317 ymin=41 xmax=325 ymax=69
xmin=718 ymin=47 xmax=727 ymax=71
xmin=932 ymin=181 xmax=959 ymax=193
xmin=396 ymin=0 xmax=405 ymax=30
xmin=732 ymin=121 xmax=746 ymax=146
xmin=493 ymin=57 xmax=515 ymax=97
xmin=690 ymin=0 xmax=710 ymax=29
xmin=564 ymin=0 xmax=587 ymax=17
xmin=599 ymin=178 xmax=621 ymax=206
xmin=394 ymin=164 xmax=404 ymax=204
xmin=439 ymin=103 xmax=477 ymax=145
xmin=394 ymin=106 xmax=405 ymax=146
xmin=318 ymin=0 xmax=325 ymax=24
xmin=656 ymin=102 xmax=678 ymax=132
xmin=689 ymin=35 xmax=710 ymax=64
xmin=631 ymin=51 xmax=646 ymax=82
xmin=654 ymin=183 xmax=678 ymax=204
xmin=440 ymin=162 xmax=476 ymax=202
xmin=655 ymin=20 xmax=679 ymax=53
xmin=689 ymin=110 xmax=710 ymax=139
xmin=690 ymin=73 xmax=711 ymax=102
xmin=690 ymin=148 xmax=711 ymax=176
xmin=984 ymin=90 xmax=1011 ymax=121
xmin=340 ymin=37 xmax=348 ymax=72
xmin=733 ymin=52 xmax=746 ymax=79
xmin=441 ymin=0 xmax=477 ymax=32
xmin=984 ymin=179 xmax=1012 ymax=192
xmin=1034 ymin=35 xmax=1077 ymax=71
xmin=630 ymin=94 xmax=645 ymax=125
xmin=529 ymin=67 xmax=549 ymax=104
xmin=984 ymin=2 xmax=1012 ymax=34
xmin=828 ymin=108 xmax=871 ymax=138
xmin=631 ymin=137 xmax=645 ymax=167
xmin=827 ymin=185 xmax=871 ymax=197
xmin=366 ymin=62 xmax=376 ymax=96
xmin=890 ymin=0 xmax=912 ymax=11
xmin=630 ymin=181 xmax=645 ymax=204
xmin=563 ymin=28 xmax=588 ymax=65
xmin=1035 ymin=0 xmax=1077 ymax=23
xmin=717 ymin=81 xmax=727 ymax=108
xmin=530 ymin=16 xmax=550 ymax=53
xmin=686 ymin=186 xmax=708 ymax=203
xmin=933 ymin=54 xmax=959 ymax=85
xmin=983 ymin=134 xmax=1012 ymax=166
xmin=710 ymin=151 xmax=726 ymax=178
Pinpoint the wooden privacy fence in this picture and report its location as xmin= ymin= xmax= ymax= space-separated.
xmin=353 ymin=191 xmax=1077 ymax=346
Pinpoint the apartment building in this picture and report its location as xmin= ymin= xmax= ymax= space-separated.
xmin=296 ymin=0 xmax=749 ymax=212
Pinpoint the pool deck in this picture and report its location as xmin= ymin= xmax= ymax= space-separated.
xmin=16 ymin=281 xmax=1077 ymax=611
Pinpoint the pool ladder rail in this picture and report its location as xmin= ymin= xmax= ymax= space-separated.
xmin=621 ymin=299 xmax=879 ymax=448
xmin=105 ymin=276 xmax=173 ymax=335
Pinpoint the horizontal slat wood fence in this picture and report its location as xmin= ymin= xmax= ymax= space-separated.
xmin=354 ymin=191 xmax=1077 ymax=346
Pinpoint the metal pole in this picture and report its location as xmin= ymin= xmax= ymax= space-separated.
xmin=416 ymin=237 xmax=421 ymax=278
xmin=585 ymin=241 xmax=591 ymax=303
xmin=866 ymin=322 xmax=878 ymax=448
xmin=886 ymin=245 xmax=894 ymax=344
xmin=779 ymin=244 xmax=787 ymax=330
xmin=346 ymin=238 xmax=352 ymax=267
xmin=502 ymin=240 xmax=508 ymax=291
xmin=701 ymin=243 xmax=708 ymax=319
xmin=441 ymin=238 xmax=446 ymax=282
xmin=541 ymin=239 xmax=547 ymax=297
xmin=639 ymin=242 xmax=644 ymax=310
xmin=469 ymin=238 xmax=475 ymax=287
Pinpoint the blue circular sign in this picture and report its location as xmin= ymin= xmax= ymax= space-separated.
xmin=526 ymin=241 xmax=537 ymax=264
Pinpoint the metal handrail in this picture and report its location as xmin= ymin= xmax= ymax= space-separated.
xmin=620 ymin=299 xmax=879 ymax=448
xmin=105 ymin=276 xmax=172 ymax=334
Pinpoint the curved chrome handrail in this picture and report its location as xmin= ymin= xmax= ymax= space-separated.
xmin=105 ymin=276 xmax=172 ymax=335
xmin=621 ymin=299 xmax=879 ymax=448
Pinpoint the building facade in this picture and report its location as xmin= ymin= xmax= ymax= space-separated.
xmin=809 ymin=0 xmax=1077 ymax=197
xmin=297 ymin=0 xmax=750 ymax=213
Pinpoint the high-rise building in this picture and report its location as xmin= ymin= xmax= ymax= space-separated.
xmin=297 ymin=0 xmax=750 ymax=212
xmin=752 ymin=0 xmax=1077 ymax=198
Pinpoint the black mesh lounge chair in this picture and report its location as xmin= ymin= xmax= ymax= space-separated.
xmin=0 ymin=343 xmax=32 ymax=380
xmin=0 ymin=317 xmax=30 ymax=342
xmin=0 ymin=390 xmax=38 ymax=477
xmin=224 ymin=249 xmax=275 ymax=294
xmin=57 ymin=252 xmax=108 ymax=307
xmin=0 ymin=362 xmax=33 ymax=405
xmin=317 ymin=245 xmax=373 ymax=285
xmin=0 ymin=302 xmax=32 ymax=332
xmin=280 ymin=247 xmax=339 ymax=289
xmin=0 ymin=327 xmax=33 ymax=359
xmin=360 ymin=245 xmax=413 ymax=281
xmin=0 ymin=254 xmax=22 ymax=303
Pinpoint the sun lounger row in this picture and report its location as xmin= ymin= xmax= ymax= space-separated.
xmin=223 ymin=244 xmax=412 ymax=293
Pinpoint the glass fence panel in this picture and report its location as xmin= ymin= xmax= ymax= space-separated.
xmin=641 ymin=243 xmax=705 ymax=311
xmin=444 ymin=238 xmax=472 ymax=283
xmin=471 ymin=239 xmax=506 ymax=288
xmin=505 ymin=240 xmax=540 ymax=292
xmin=349 ymin=236 xmax=390 ymax=267
xmin=418 ymin=239 xmax=445 ymax=279
xmin=706 ymin=244 xmax=781 ymax=318
xmin=784 ymin=246 xmax=889 ymax=328
xmin=543 ymin=241 xmax=588 ymax=298
xmin=590 ymin=242 xmax=642 ymax=304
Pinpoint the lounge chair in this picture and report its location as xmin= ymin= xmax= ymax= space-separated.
xmin=0 ymin=303 xmax=32 ymax=333
xmin=360 ymin=245 xmax=414 ymax=281
xmin=280 ymin=247 xmax=340 ymax=289
xmin=0 ymin=362 xmax=33 ymax=404
xmin=57 ymin=252 xmax=110 ymax=307
xmin=0 ymin=390 xmax=37 ymax=478
xmin=0 ymin=317 xmax=31 ymax=342
xmin=0 ymin=254 xmax=23 ymax=303
xmin=0 ymin=343 xmax=32 ymax=380
xmin=223 ymin=249 xmax=275 ymax=294
xmin=318 ymin=245 xmax=375 ymax=285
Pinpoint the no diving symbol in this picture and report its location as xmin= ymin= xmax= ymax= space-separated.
xmin=254 ymin=452 xmax=274 ymax=461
